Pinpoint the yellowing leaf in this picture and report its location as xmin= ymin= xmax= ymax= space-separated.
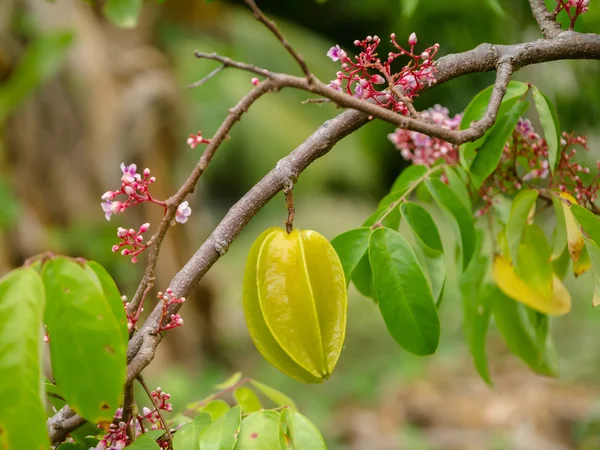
xmin=492 ymin=256 xmax=571 ymax=316
xmin=573 ymin=246 xmax=591 ymax=277
xmin=559 ymin=193 xmax=584 ymax=262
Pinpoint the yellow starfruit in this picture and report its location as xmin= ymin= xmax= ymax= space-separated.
xmin=492 ymin=255 xmax=571 ymax=316
xmin=243 ymin=227 xmax=347 ymax=383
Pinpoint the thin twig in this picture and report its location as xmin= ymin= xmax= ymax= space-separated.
xmin=284 ymin=187 xmax=295 ymax=233
xmin=187 ymin=65 xmax=225 ymax=89
xmin=137 ymin=375 xmax=174 ymax=445
xmin=243 ymin=0 xmax=312 ymax=79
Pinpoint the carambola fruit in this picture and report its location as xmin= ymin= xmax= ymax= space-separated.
xmin=243 ymin=227 xmax=347 ymax=383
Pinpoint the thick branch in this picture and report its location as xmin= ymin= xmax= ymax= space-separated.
xmin=528 ymin=0 xmax=563 ymax=39
xmin=47 ymin=29 xmax=600 ymax=443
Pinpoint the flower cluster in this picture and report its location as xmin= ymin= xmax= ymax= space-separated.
xmin=111 ymin=223 xmax=151 ymax=264
xmin=555 ymin=0 xmax=589 ymax=28
xmin=388 ymin=104 xmax=462 ymax=166
xmin=187 ymin=131 xmax=211 ymax=149
xmin=477 ymin=121 xmax=597 ymax=216
xmin=92 ymin=388 xmax=174 ymax=450
xmin=101 ymin=164 xmax=162 ymax=221
xmin=157 ymin=289 xmax=185 ymax=332
xmin=327 ymin=33 xmax=439 ymax=115
xmin=101 ymin=163 xmax=192 ymax=263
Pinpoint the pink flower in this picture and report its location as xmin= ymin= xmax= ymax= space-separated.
xmin=251 ymin=77 xmax=260 ymax=85
xmin=101 ymin=201 xmax=123 ymax=221
xmin=327 ymin=45 xmax=346 ymax=62
xmin=120 ymin=163 xmax=139 ymax=184
xmin=187 ymin=131 xmax=210 ymax=149
xmin=176 ymin=201 xmax=192 ymax=224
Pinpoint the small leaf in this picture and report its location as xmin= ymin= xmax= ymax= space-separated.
xmin=460 ymin=81 xmax=529 ymax=167
xmin=199 ymin=405 xmax=242 ymax=450
xmin=426 ymin=179 xmax=476 ymax=271
xmin=234 ymin=387 xmax=262 ymax=414
xmin=331 ymin=228 xmax=372 ymax=285
xmin=559 ymin=193 xmax=585 ymax=262
xmin=516 ymin=224 xmax=553 ymax=298
xmin=469 ymin=99 xmax=529 ymax=189
xmin=459 ymin=235 xmax=493 ymax=386
xmin=491 ymin=287 xmax=558 ymax=376
xmin=235 ymin=410 xmax=282 ymax=450
xmin=350 ymin=253 xmax=376 ymax=301
xmin=173 ymin=412 xmax=212 ymax=450
xmin=128 ymin=434 xmax=161 ymax=449
xmin=505 ymin=189 xmax=538 ymax=264
xmin=250 ymin=380 xmax=297 ymax=410
xmin=400 ymin=202 xmax=446 ymax=304
xmin=492 ymin=256 xmax=571 ymax=316
xmin=42 ymin=257 xmax=127 ymax=423
xmin=201 ymin=400 xmax=231 ymax=420
xmin=532 ymin=86 xmax=561 ymax=171
xmin=444 ymin=166 xmax=472 ymax=211
xmin=281 ymin=409 xmax=327 ymax=450
xmin=369 ymin=228 xmax=440 ymax=355
xmin=0 ymin=268 xmax=48 ymax=450
xmin=104 ymin=0 xmax=143 ymax=28
xmin=570 ymin=204 xmax=600 ymax=246
xmin=215 ymin=372 xmax=243 ymax=390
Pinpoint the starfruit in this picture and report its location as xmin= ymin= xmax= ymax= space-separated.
xmin=243 ymin=227 xmax=347 ymax=383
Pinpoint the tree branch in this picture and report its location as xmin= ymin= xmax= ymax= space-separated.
xmin=47 ymin=27 xmax=600 ymax=446
xmin=528 ymin=0 xmax=563 ymax=39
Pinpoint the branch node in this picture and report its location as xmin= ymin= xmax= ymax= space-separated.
xmin=214 ymin=239 xmax=229 ymax=256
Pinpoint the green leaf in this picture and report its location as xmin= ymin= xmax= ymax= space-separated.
xmin=532 ymin=86 xmax=561 ymax=171
xmin=444 ymin=166 xmax=472 ymax=212
xmin=104 ymin=0 xmax=143 ymax=28
xmin=551 ymin=196 xmax=568 ymax=259
xmin=173 ymin=412 xmax=212 ymax=450
xmin=460 ymin=250 xmax=493 ymax=386
xmin=426 ymin=179 xmax=476 ymax=271
xmin=571 ymin=204 xmax=600 ymax=246
xmin=199 ymin=405 xmax=242 ymax=450
xmin=469 ymin=99 xmax=529 ymax=189
xmin=0 ymin=32 xmax=73 ymax=124
xmin=389 ymin=165 xmax=429 ymax=196
xmin=350 ymin=253 xmax=376 ymax=301
xmin=201 ymin=400 xmax=231 ymax=420
xmin=362 ymin=205 xmax=400 ymax=230
xmin=400 ymin=202 xmax=445 ymax=305
xmin=281 ymin=409 xmax=327 ymax=450
xmin=527 ymin=309 xmax=558 ymax=372
xmin=42 ymin=257 xmax=127 ymax=423
xmin=215 ymin=372 xmax=243 ymax=390
xmin=234 ymin=387 xmax=262 ymax=414
xmin=250 ymin=380 xmax=297 ymax=410
xmin=553 ymin=246 xmax=571 ymax=280
xmin=516 ymin=224 xmax=553 ymax=297
xmin=84 ymin=261 xmax=129 ymax=343
xmin=491 ymin=287 xmax=558 ymax=376
xmin=369 ymin=227 xmax=440 ymax=355
xmin=0 ymin=268 xmax=48 ymax=450
xmin=505 ymin=189 xmax=538 ymax=264
xmin=128 ymin=434 xmax=161 ymax=449
xmin=331 ymin=228 xmax=372 ymax=285
xmin=460 ymin=81 xmax=529 ymax=167
xmin=235 ymin=411 xmax=282 ymax=450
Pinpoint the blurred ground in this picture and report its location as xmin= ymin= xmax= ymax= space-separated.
xmin=2 ymin=0 xmax=600 ymax=448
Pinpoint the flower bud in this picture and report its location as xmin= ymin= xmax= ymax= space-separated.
xmin=408 ymin=32 xmax=417 ymax=46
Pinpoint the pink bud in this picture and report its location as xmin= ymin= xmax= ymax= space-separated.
xmin=131 ymin=256 xmax=138 ymax=263
xmin=354 ymin=40 xmax=361 ymax=46
xmin=251 ymin=77 xmax=260 ymax=86
xmin=421 ymin=51 xmax=430 ymax=59
xmin=149 ymin=177 xmax=156 ymax=183
xmin=117 ymin=227 xmax=128 ymax=237
xmin=139 ymin=223 xmax=150 ymax=233
xmin=102 ymin=191 xmax=116 ymax=201
xmin=136 ymin=235 xmax=143 ymax=243
xmin=124 ymin=186 xmax=135 ymax=196
xmin=143 ymin=168 xmax=151 ymax=177
xmin=121 ymin=249 xmax=130 ymax=255
xmin=112 ymin=245 xmax=120 ymax=252
xmin=390 ymin=33 xmax=396 ymax=39
xmin=408 ymin=32 xmax=417 ymax=46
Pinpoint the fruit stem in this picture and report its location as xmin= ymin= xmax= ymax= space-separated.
xmin=284 ymin=186 xmax=295 ymax=233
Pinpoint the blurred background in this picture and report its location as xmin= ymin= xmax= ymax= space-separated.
xmin=2 ymin=0 xmax=600 ymax=448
